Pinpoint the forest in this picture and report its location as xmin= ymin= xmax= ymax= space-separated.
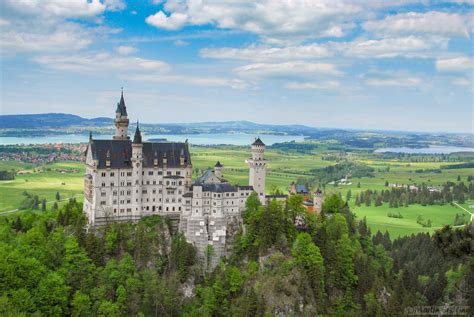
xmin=0 ymin=194 xmax=472 ymax=316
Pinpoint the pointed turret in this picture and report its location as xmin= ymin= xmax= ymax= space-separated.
xmin=214 ymin=161 xmax=223 ymax=178
xmin=252 ymin=137 xmax=265 ymax=147
xmin=116 ymin=90 xmax=128 ymax=116
xmin=114 ymin=89 xmax=130 ymax=140
xmin=133 ymin=122 xmax=142 ymax=144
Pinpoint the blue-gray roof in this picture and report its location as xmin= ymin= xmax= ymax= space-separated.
xmin=89 ymin=139 xmax=191 ymax=168
xmin=296 ymin=184 xmax=308 ymax=193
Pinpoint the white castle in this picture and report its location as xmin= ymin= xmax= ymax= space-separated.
xmin=83 ymin=92 xmax=267 ymax=264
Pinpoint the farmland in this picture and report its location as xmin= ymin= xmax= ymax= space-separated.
xmin=1 ymin=144 xmax=473 ymax=237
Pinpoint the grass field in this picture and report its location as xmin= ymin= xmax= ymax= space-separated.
xmin=1 ymin=145 xmax=472 ymax=237
xmin=351 ymin=202 xmax=472 ymax=238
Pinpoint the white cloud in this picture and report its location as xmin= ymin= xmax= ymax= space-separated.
xmin=286 ymin=80 xmax=340 ymax=90
xmin=115 ymin=45 xmax=138 ymax=55
xmin=146 ymin=11 xmax=188 ymax=30
xmin=365 ymin=76 xmax=423 ymax=87
xmin=234 ymin=61 xmax=342 ymax=78
xmin=104 ymin=0 xmax=126 ymax=11
xmin=34 ymin=53 xmax=170 ymax=73
xmin=201 ymin=44 xmax=330 ymax=61
xmin=331 ymin=36 xmax=448 ymax=58
xmin=32 ymin=52 xmax=247 ymax=89
xmin=146 ymin=0 xmax=363 ymax=42
xmin=0 ymin=23 xmax=93 ymax=53
xmin=128 ymin=74 xmax=248 ymax=89
xmin=364 ymin=11 xmax=470 ymax=38
xmin=174 ymin=39 xmax=189 ymax=46
xmin=452 ymin=77 xmax=471 ymax=86
xmin=436 ymin=57 xmax=474 ymax=72
xmin=4 ymin=0 xmax=107 ymax=19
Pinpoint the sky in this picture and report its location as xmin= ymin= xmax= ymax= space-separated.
xmin=0 ymin=0 xmax=473 ymax=133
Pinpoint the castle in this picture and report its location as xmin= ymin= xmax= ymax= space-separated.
xmin=83 ymin=92 xmax=267 ymax=264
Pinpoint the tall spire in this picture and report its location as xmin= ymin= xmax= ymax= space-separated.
xmin=116 ymin=87 xmax=128 ymax=116
xmin=133 ymin=121 xmax=142 ymax=144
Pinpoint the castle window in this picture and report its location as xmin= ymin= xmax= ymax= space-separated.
xmin=172 ymin=207 xmax=175 ymax=211
xmin=166 ymin=207 xmax=169 ymax=211
xmin=113 ymin=191 xmax=117 ymax=196
xmin=127 ymin=182 xmax=132 ymax=186
xmin=213 ymin=210 xmax=216 ymax=213
xmin=167 ymin=171 xmax=172 ymax=175
xmin=127 ymin=208 xmax=131 ymax=212
xmin=153 ymin=189 xmax=156 ymax=194
xmin=142 ymin=171 xmax=144 ymax=175
xmin=100 ymin=201 xmax=106 ymax=205
xmin=152 ymin=206 xmax=156 ymax=211
xmin=147 ymin=181 xmax=150 ymax=185
xmin=101 ymin=172 xmax=106 ymax=177
xmin=127 ymin=200 xmax=130 ymax=204
xmin=120 ymin=172 xmax=125 ymax=177
xmin=158 ymin=171 xmax=162 ymax=175
xmin=159 ymin=206 xmax=162 ymax=210
xmin=101 ymin=192 xmax=106 ymax=197
xmin=127 ymin=190 xmax=131 ymax=195
xmin=179 ymin=207 xmax=181 ymax=211
xmin=127 ymin=172 xmax=132 ymax=176
xmin=110 ymin=172 xmax=115 ymax=177
xmin=153 ymin=180 xmax=156 ymax=185
xmin=149 ymin=171 xmax=153 ymax=175
xmin=102 ymin=182 xmax=106 ymax=187
xmin=110 ymin=182 xmax=114 ymax=187
xmin=179 ymin=181 xmax=182 ymax=185
xmin=176 ymin=171 xmax=181 ymax=176
xmin=113 ymin=200 xmax=117 ymax=204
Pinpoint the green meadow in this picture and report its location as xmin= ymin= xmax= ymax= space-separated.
xmin=1 ymin=145 xmax=472 ymax=237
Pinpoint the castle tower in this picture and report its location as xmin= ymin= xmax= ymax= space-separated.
xmin=114 ymin=90 xmax=130 ymax=140
xmin=131 ymin=123 xmax=143 ymax=217
xmin=313 ymin=188 xmax=323 ymax=213
xmin=214 ymin=161 xmax=223 ymax=179
xmin=246 ymin=137 xmax=267 ymax=204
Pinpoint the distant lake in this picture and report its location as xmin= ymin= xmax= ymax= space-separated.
xmin=375 ymin=146 xmax=474 ymax=154
xmin=0 ymin=133 xmax=306 ymax=146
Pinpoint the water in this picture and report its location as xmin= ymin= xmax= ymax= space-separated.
xmin=0 ymin=133 xmax=306 ymax=146
xmin=375 ymin=146 xmax=474 ymax=154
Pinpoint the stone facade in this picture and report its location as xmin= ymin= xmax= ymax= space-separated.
xmin=83 ymin=93 xmax=266 ymax=265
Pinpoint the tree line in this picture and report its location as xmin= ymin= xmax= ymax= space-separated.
xmin=354 ymin=181 xmax=474 ymax=208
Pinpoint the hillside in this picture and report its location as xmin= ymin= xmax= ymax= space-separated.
xmin=0 ymin=113 xmax=112 ymax=129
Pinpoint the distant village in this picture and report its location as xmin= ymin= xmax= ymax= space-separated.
xmin=0 ymin=143 xmax=86 ymax=164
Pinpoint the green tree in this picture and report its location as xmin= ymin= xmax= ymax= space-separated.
xmin=292 ymin=233 xmax=325 ymax=303
xmin=71 ymin=291 xmax=92 ymax=317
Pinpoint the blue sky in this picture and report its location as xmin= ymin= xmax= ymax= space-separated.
xmin=0 ymin=0 xmax=472 ymax=133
